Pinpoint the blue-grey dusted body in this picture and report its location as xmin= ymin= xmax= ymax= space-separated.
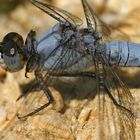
xmin=104 ymin=41 xmax=140 ymax=66
xmin=35 ymin=24 xmax=91 ymax=70
xmin=36 ymin=23 xmax=62 ymax=59
xmin=36 ymin=24 xmax=140 ymax=70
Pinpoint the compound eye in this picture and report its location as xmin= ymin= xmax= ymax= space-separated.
xmin=3 ymin=32 xmax=24 ymax=49
xmin=2 ymin=32 xmax=24 ymax=57
xmin=0 ymin=32 xmax=26 ymax=72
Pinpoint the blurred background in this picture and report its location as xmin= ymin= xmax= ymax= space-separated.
xmin=0 ymin=0 xmax=140 ymax=139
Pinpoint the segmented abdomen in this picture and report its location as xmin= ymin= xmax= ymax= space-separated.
xmin=104 ymin=41 xmax=140 ymax=66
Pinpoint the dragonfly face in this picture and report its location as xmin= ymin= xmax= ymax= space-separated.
xmin=0 ymin=32 xmax=26 ymax=72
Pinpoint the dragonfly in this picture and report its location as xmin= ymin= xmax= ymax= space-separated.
xmin=0 ymin=0 xmax=137 ymax=139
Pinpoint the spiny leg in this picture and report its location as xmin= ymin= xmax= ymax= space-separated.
xmin=17 ymin=85 xmax=53 ymax=119
xmin=17 ymin=71 xmax=95 ymax=119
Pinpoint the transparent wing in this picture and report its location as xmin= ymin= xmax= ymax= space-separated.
xmin=95 ymin=53 xmax=135 ymax=139
xmin=81 ymin=0 xmax=130 ymax=43
xmin=30 ymin=0 xmax=83 ymax=27
xmin=81 ymin=0 xmax=135 ymax=139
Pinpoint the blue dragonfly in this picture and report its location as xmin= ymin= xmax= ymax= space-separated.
xmin=0 ymin=0 xmax=137 ymax=139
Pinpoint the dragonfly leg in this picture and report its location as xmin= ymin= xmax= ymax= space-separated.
xmin=17 ymin=86 xmax=53 ymax=119
xmin=50 ymin=71 xmax=96 ymax=78
xmin=104 ymin=85 xmax=134 ymax=116
xmin=16 ymin=81 xmax=41 ymax=101
xmin=16 ymin=72 xmax=42 ymax=101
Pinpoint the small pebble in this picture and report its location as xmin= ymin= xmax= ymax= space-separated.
xmin=0 ymin=106 xmax=6 ymax=126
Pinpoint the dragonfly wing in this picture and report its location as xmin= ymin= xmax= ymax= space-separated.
xmin=30 ymin=0 xmax=83 ymax=27
xmin=81 ymin=0 xmax=130 ymax=43
xmin=81 ymin=0 xmax=110 ymax=35
xmin=96 ymin=53 xmax=135 ymax=140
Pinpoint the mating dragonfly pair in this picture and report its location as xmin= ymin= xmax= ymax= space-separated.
xmin=0 ymin=0 xmax=138 ymax=139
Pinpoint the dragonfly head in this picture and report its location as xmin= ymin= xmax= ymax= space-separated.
xmin=0 ymin=32 xmax=26 ymax=72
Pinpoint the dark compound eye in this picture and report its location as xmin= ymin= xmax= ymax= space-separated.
xmin=0 ymin=32 xmax=26 ymax=72
xmin=3 ymin=32 xmax=24 ymax=49
xmin=1 ymin=32 xmax=24 ymax=57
